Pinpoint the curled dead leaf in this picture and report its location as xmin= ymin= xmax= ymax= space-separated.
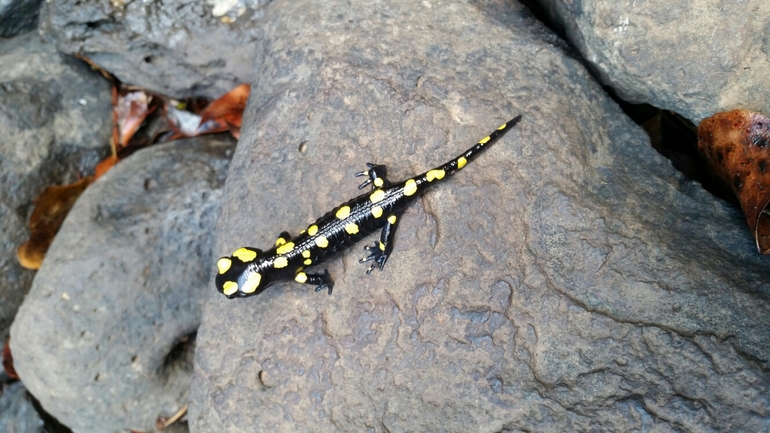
xmin=17 ymin=177 xmax=93 ymax=269
xmin=196 ymin=83 xmax=250 ymax=138
xmin=698 ymin=110 xmax=770 ymax=253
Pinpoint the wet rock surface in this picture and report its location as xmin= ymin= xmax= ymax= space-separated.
xmin=0 ymin=31 xmax=111 ymax=342
xmin=190 ymin=0 xmax=770 ymax=432
xmin=11 ymin=135 xmax=235 ymax=433
xmin=537 ymin=0 xmax=770 ymax=123
xmin=39 ymin=0 xmax=269 ymax=98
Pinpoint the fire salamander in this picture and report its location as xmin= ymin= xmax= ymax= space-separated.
xmin=215 ymin=115 xmax=523 ymax=298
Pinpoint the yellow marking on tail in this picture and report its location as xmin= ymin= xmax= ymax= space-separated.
xmin=426 ymin=169 xmax=445 ymax=182
xmin=273 ymin=257 xmax=288 ymax=268
xmin=457 ymin=157 xmax=467 ymax=169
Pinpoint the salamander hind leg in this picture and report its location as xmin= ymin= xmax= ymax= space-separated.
xmin=275 ymin=231 xmax=292 ymax=246
xmin=360 ymin=211 xmax=403 ymax=274
xmin=354 ymin=163 xmax=390 ymax=190
xmin=295 ymin=269 xmax=335 ymax=295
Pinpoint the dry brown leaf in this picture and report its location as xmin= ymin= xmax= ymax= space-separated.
xmin=115 ymin=90 xmax=156 ymax=149
xmin=196 ymin=83 xmax=250 ymax=138
xmin=17 ymin=177 xmax=93 ymax=269
xmin=698 ymin=110 xmax=770 ymax=253
xmin=2 ymin=337 xmax=18 ymax=380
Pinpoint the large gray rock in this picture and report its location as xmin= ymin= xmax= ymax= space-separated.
xmin=0 ymin=0 xmax=42 ymax=37
xmin=39 ymin=0 xmax=268 ymax=98
xmin=0 ymin=31 xmax=111 ymax=342
xmin=190 ymin=0 xmax=770 ymax=431
xmin=11 ymin=135 xmax=235 ymax=433
xmin=537 ymin=0 xmax=770 ymax=123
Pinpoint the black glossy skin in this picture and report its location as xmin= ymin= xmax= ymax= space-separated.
xmin=215 ymin=115 xmax=523 ymax=299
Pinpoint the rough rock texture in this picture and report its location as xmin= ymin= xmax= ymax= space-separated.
xmin=190 ymin=0 xmax=770 ymax=431
xmin=0 ymin=31 xmax=111 ymax=342
xmin=536 ymin=0 xmax=770 ymax=123
xmin=0 ymin=0 xmax=42 ymax=37
xmin=0 ymin=381 xmax=44 ymax=433
xmin=11 ymin=135 xmax=235 ymax=433
xmin=39 ymin=0 xmax=269 ymax=98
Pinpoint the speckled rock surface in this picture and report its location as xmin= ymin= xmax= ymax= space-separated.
xmin=190 ymin=0 xmax=770 ymax=431
xmin=0 ymin=31 xmax=111 ymax=342
xmin=11 ymin=135 xmax=235 ymax=433
xmin=0 ymin=0 xmax=42 ymax=37
xmin=39 ymin=0 xmax=269 ymax=98
xmin=537 ymin=0 xmax=770 ymax=123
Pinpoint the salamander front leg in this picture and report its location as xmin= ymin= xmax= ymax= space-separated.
xmin=360 ymin=211 xmax=403 ymax=274
xmin=295 ymin=269 xmax=335 ymax=295
xmin=354 ymin=163 xmax=390 ymax=191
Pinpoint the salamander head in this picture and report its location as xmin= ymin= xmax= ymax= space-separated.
xmin=215 ymin=247 xmax=271 ymax=298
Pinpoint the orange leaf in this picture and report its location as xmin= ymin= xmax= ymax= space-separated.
xmin=94 ymin=155 xmax=119 ymax=180
xmin=698 ymin=110 xmax=770 ymax=253
xmin=17 ymin=177 xmax=93 ymax=269
xmin=196 ymin=83 xmax=250 ymax=138
xmin=3 ymin=337 xmax=18 ymax=380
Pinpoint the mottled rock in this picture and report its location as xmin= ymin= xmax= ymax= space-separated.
xmin=39 ymin=0 xmax=269 ymax=98
xmin=11 ymin=135 xmax=235 ymax=433
xmin=0 ymin=381 xmax=44 ymax=433
xmin=0 ymin=0 xmax=42 ymax=37
xmin=537 ymin=0 xmax=770 ymax=123
xmin=0 ymin=31 xmax=111 ymax=342
xmin=190 ymin=0 xmax=770 ymax=431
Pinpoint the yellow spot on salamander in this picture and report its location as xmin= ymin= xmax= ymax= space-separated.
xmin=379 ymin=241 xmax=386 ymax=251
xmin=304 ymin=259 xmax=312 ymax=265
xmin=497 ymin=123 xmax=507 ymax=130
xmin=426 ymin=169 xmax=445 ymax=182
xmin=275 ymin=237 xmax=286 ymax=246
xmin=374 ymin=178 xmax=384 ymax=187
xmin=370 ymin=189 xmax=385 ymax=203
xmin=232 ymin=248 xmax=257 ymax=262
xmin=308 ymin=225 xmax=318 ymax=236
xmin=222 ymin=281 xmax=238 ymax=296
xmin=372 ymin=206 xmax=383 ymax=218
xmin=302 ymin=250 xmax=311 ymax=258
xmin=315 ymin=236 xmax=329 ymax=248
xmin=241 ymin=273 xmax=262 ymax=294
xmin=345 ymin=223 xmax=359 ymax=234
xmin=336 ymin=206 xmax=351 ymax=220
xmin=457 ymin=157 xmax=467 ymax=169
xmin=276 ymin=242 xmax=295 ymax=255
xmin=217 ymin=257 xmax=232 ymax=274
xmin=300 ymin=229 xmax=306 ymax=234
xmin=388 ymin=215 xmax=397 ymax=224
xmin=295 ymin=272 xmax=308 ymax=283
xmin=403 ymin=179 xmax=417 ymax=196
xmin=479 ymin=136 xmax=491 ymax=144
xmin=274 ymin=257 xmax=288 ymax=268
